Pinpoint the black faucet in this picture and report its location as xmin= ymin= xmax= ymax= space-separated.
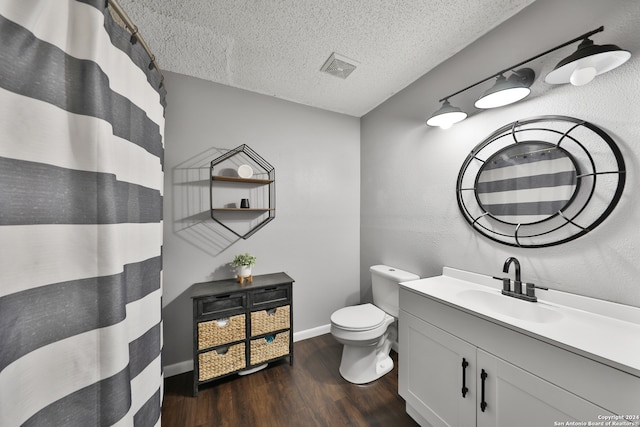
xmin=493 ymin=257 xmax=546 ymax=302
xmin=503 ymin=257 xmax=522 ymax=294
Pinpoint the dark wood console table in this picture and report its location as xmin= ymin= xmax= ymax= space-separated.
xmin=191 ymin=272 xmax=294 ymax=396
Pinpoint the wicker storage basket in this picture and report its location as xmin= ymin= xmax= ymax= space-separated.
xmin=250 ymin=305 xmax=290 ymax=336
xmin=250 ymin=331 xmax=290 ymax=365
xmin=198 ymin=343 xmax=246 ymax=381
xmin=198 ymin=314 xmax=246 ymax=350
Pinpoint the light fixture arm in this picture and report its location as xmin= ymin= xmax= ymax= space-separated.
xmin=437 ymin=26 xmax=604 ymax=103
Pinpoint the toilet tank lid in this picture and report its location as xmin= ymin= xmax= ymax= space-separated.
xmin=370 ymin=265 xmax=419 ymax=282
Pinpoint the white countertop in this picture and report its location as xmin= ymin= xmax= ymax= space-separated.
xmin=400 ymin=267 xmax=640 ymax=377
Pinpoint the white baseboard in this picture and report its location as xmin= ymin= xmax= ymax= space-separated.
xmin=163 ymin=323 xmax=332 ymax=378
xmin=293 ymin=323 xmax=331 ymax=342
xmin=164 ymin=359 xmax=193 ymax=378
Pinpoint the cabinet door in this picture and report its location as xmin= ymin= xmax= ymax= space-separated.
xmin=399 ymin=311 xmax=476 ymax=427
xmin=476 ymin=349 xmax=614 ymax=427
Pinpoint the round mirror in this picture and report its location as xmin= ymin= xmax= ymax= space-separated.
xmin=475 ymin=141 xmax=579 ymax=225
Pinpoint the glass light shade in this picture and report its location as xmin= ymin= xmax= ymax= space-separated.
xmin=426 ymin=100 xmax=467 ymax=128
xmin=545 ymin=38 xmax=631 ymax=85
xmin=569 ymin=66 xmax=597 ymax=86
xmin=439 ymin=121 xmax=455 ymax=130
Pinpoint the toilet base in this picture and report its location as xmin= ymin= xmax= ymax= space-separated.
xmin=338 ymin=340 xmax=394 ymax=384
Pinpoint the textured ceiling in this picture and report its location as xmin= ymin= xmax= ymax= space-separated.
xmin=119 ymin=0 xmax=536 ymax=117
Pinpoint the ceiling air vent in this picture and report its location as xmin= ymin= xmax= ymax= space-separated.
xmin=320 ymin=52 xmax=359 ymax=79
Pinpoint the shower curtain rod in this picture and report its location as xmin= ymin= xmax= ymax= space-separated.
xmin=107 ymin=0 xmax=164 ymax=87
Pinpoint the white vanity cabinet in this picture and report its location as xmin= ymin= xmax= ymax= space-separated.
xmin=476 ymin=349 xmax=611 ymax=426
xmin=398 ymin=284 xmax=640 ymax=427
xmin=400 ymin=311 xmax=475 ymax=426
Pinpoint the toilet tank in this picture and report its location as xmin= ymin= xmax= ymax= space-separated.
xmin=370 ymin=265 xmax=419 ymax=318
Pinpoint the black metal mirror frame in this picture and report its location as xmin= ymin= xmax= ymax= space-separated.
xmin=456 ymin=116 xmax=626 ymax=248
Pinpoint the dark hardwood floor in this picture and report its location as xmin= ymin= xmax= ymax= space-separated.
xmin=162 ymin=333 xmax=419 ymax=427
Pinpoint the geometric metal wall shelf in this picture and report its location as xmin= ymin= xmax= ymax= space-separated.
xmin=210 ymin=145 xmax=275 ymax=239
xmin=456 ymin=116 xmax=625 ymax=248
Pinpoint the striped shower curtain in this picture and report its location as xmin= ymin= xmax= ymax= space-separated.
xmin=0 ymin=0 xmax=165 ymax=425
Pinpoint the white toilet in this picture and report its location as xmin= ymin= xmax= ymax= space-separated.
xmin=330 ymin=265 xmax=419 ymax=384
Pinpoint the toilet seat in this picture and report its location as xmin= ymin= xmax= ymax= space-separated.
xmin=330 ymin=303 xmax=387 ymax=331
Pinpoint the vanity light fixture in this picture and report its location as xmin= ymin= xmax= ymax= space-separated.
xmin=545 ymin=37 xmax=631 ymax=86
xmin=426 ymin=26 xmax=630 ymax=128
xmin=425 ymin=99 xmax=467 ymax=129
xmin=474 ymin=68 xmax=535 ymax=109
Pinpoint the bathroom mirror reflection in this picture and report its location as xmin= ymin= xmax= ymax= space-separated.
xmin=475 ymin=141 xmax=579 ymax=225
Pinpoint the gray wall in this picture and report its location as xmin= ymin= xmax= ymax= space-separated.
xmin=162 ymin=73 xmax=360 ymax=370
xmin=361 ymin=0 xmax=640 ymax=307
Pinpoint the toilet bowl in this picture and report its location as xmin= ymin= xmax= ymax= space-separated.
xmin=331 ymin=303 xmax=395 ymax=384
xmin=330 ymin=265 xmax=419 ymax=384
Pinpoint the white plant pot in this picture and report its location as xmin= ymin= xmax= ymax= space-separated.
xmin=237 ymin=265 xmax=252 ymax=277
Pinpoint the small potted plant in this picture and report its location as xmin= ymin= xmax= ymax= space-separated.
xmin=230 ymin=252 xmax=256 ymax=281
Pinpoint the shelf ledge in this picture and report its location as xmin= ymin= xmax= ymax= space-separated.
xmin=212 ymin=208 xmax=275 ymax=211
xmin=212 ymin=176 xmax=273 ymax=184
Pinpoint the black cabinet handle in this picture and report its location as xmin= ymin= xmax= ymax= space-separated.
xmin=461 ymin=358 xmax=469 ymax=398
xmin=480 ymin=369 xmax=488 ymax=412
